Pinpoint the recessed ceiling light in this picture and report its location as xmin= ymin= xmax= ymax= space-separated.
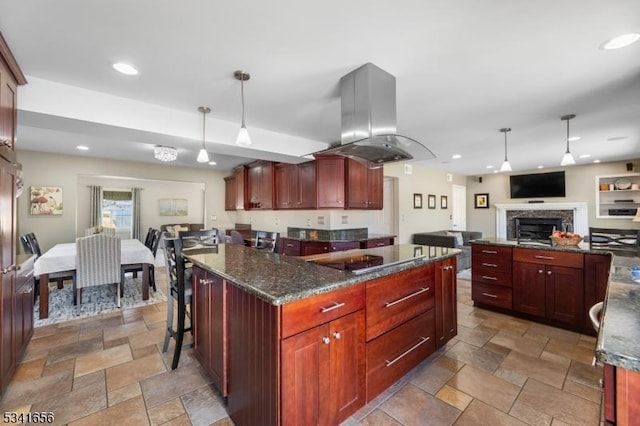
xmin=493 ymin=170 xmax=499 ymax=174
xmin=607 ymin=136 xmax=629 ymax=141
xmin=537 ymin=165 xmax=544 ymax=169
xmin=208 ymin=161 xmax=217 ymax=166
xmin=451 ymin=154 xmax=462 ymax=159
xmin=593 ymin=159 xmax=601 ymax=163
xmin=567 ymin=136 xmax=581 ymax=142
xmin=76 ymin=145 xmax=89 ymax=151
xmin=486 ymin=165 xmax=494 ymax=169
xmin=579 ymin=154 xmax=591 ymax=159
xmin=112 ymin=62 xmax=139 ymax=75
xmin=601 ymin=33 xmax=640 ymax=50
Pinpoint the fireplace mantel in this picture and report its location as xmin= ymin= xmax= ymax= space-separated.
xmin=495 ymin=202 xmax=588 ymax=239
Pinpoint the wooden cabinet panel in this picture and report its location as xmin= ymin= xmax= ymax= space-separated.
xmin=435 ymin=257 xmax=457 ymax=348
xmin=316 ymin=156 xmax=345 ymax=208
xmin=345 ymin=158 xmax=383 ymax=209
xmin=473 ymin=244 xmax=513 ymax=260
xmin=300 ymin=241 xmax=330 ymax=256
xmin=233 ymin=166 xmax=246 ymax=210
xmin=297 ymin=161 xmax=317 ymax=209
xmin=363 ymin=237 xmax=394 ymax=249
xmin=281 ymin=283 xmax=365 ymax=339
xmin=279 ymin=238 xmax=301 ymax=256
xmin=224 ymin=176 xmax=236 ymax=211
xmin=472 ymin=269 xmax=512 ymax=288
xmin=513 ymin=248 xmax=583 ymax=269
xmin=192 ymin=267 xmax=227 ymax=396
xmin=366 ymin=310 xmax=435 ymax=401
xmin=472 ymin=282 xmax=512 ymax=309
xmin=545 ymin=265 xmax=584 ymax=327
xmin=584 ymin=253 xmax=611 ymax=334
xmin=366 ymin=264 xmax=434 ymax=341
xmin=513 ymin=261 xmax=547 ymax=317
xmin=0 ymin=56 xmax=18 ymax=163
xmin=246 ymin=160 xmax=274 ymax=209
xmin=14 ymin=256 xmax=34 ymax=360
xmin=275 ymin=163 xmax=295 ymax=209
xmin=330 ymin=241 xmax=360 ymax=252
xmin=471 ymin=255 xmax=513 ymax=275
xmin=0 ymin=160 xmax=16 ymax=394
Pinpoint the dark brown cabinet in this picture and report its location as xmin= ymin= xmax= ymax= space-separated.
xmin=513 ymin=261 xmax=547 ymax=317
xmin=192 ymin=266 xmax=228 ymax=396
xmin=278 ymin=237 xmax=393 ymax=256
xmin=471 ymin=244 xmax=513 ymax=310
xmin=224 ymin=176 xmax=236 ymax=211
xmin=345 ymin=158 xmax=383 ymax=209
xmin=584 ymin=253 xmax=611 ymax=335
xmin=275 ymin=161 xmax=316 ymax=209
xmin=315 ymin=155 xmax=345 ymax=209
xmin=246 ymin=160 xmax=274 ymax=210
xmin=13 ymin=256 xmax=34 ymax=360
xmin=281 ymin=310 xmax=365 ymax=426
xmin=233 ymin=166 xmax=247 ymax=210
xmin=435 ymin=257 xmax=457 ymax=348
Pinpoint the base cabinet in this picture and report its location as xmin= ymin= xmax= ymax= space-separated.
xmin=281 ymin=310 xmax=365 ymax=426
xmin=192 ymin=267 xmax=227 ymax=396
xmin=604 ymin=364 xmax=640 ymax=425
xmin=435 ymin=257 xmax=457 ymax=347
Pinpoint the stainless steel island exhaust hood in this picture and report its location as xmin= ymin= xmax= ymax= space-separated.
xmin=314 ymin=63 xmax=435 ymax=164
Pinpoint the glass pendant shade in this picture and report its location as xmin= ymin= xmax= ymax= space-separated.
xmin=560 ymin=114 xmax=576 ymax=166
xmin=197 ymin=106 xmax=211 ymax=163
xmin=235 ymin=70 xmax=252 ymax=146
xmin=197 ymin=148 xmax=209 ymax=163
xmin=500 ymin=160 xmax=512 ymax=172
xmin=154 ymin=145 xmax=177 ymax=162
xmin=236 ymin=124 xmax=251 ymax=147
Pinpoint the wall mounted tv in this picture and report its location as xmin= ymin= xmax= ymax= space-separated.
xmin=509 ymin=171 xmax=566 ymax=199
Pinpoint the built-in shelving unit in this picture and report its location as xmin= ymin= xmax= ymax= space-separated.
xmin=595 ymin=173 xmax=640 ymax=219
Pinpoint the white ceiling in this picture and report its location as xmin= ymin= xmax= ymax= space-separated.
xmin=1 ymin=0 xmax=639 ymax=176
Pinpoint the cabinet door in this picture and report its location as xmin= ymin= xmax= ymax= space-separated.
xmin=297 ymin=161 xmax=317 ymax=209
xmin=367 ymin=165 xmax=383 ymax=209
xmin=0 ymin=59 xmax=18 ymax=163
xmin=326 ymin=311 xmax=365 ymax=425
xmin=435 ymin=258 xmax=457 ymax=348
xmin=0 ymin=161 xmax=16 ymax=392
xmin=247 ymin=161 xmax=274 ymax=210
xmin=281 ymin=324 xmax=328 ymax=426
xmin=279 ymin=238 xmax=301 ymax=256
xmin=234 ymin=166 xmax=246 ymax=210
xmin=224 ymin=176 xmax=236 ymax=211
xmin=316 ymin=156 xmax=345 ymax=208
xmin=300 ymin=241 xmax=330 ymax=256
xmin=193 ymin=267 xmax=211 ymax=374
xmin=584 ymin=254 xmax=611 ymax=333
xmin=513 ymin=261 xmax=546 ymax=317
xmin=545 ymin=265 xmax=584 ymax=327
xmin=345 ymin=159 xmax=369 ymax=209
xmin=275 ymin=163 xmax=294 ymax=209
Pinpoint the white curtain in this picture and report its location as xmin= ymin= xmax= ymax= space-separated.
xmin=131 ymin=187 xmax=142 ymax=241
xmin=88 ymin=185 xmax=103 ymax=228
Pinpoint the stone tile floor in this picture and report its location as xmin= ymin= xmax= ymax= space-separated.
xmin=0 ymin=270 xmax=603 ymax=425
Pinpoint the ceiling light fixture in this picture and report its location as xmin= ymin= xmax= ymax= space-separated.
xmin=112 ymin=62 xmax=139 ymax=75
xmin=560 ymin=114 xmax=576 ymax=166
xmin=154 ymin=145 xmax=177 ymax=162
xmin=452 ymin=154 xmax=462 ymax=159
xmin=234 ymin=70 xmax=252 ymax=146
xmin=76 ymin=145 xmax=89 ymax=151
xmin=197 ymin=106 xmax=211 ymax=163
xmin=499 ymin=127 xmax=512 ymax=172
xmin=602 ymin=33 xmax=640 ymax=50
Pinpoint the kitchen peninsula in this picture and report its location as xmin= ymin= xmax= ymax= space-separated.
xmin=184 ymin=243 xmax=459 ymax=425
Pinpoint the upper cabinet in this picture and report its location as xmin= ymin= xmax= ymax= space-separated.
xmin=275 ymin=161 xmax=316 ymax=209
xmin=595 ymin=173 xmax=640 ymax=219
xmin=246 ymin=160 xmax=274 ymax=210
xmin=345 ymin=158 xmax=383 ymax=209
xmin=316 ymin=155 xmax=345 ymax=209
xmin=224 ymin=176 xmax=236 ymax=211
xmin=0 ymin=34 xmax=26 ymax=164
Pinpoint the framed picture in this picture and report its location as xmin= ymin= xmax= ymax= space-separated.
xmin=413 ymin=193 xmax=422 ymax=209
xmin=30 ymin=186 xmax=63 ymax=215
xmin=474 ymin=193 xmax=490 ymax=209
xmin=440 ymin=195 xmax=448 ymax=209
xmin=428 ymin=194 xmax=436 ymax=209
xmin=159 ymin=198 xmax=188 ymax=216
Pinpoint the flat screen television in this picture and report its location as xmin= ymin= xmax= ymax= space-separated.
xmin=509 ymin=171 xmax=566 ymax=199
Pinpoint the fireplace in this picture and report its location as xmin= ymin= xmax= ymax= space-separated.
xmin=515 ymin=217 xmax=562 ymax=243
xmin=494 ymin=202 xmax=588 ymax=240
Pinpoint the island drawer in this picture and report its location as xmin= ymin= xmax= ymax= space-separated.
xmin=366 ymin=264 xmax=434 ymax=341
xmin=363 ymin=237 xmax=394 ymax=249
xmin=472 ymin=255 xmax=512 ymax=273
xmin=279 ymin=238 xmax=301 ymax=256
xmin=473 ymin=244 xmax=513 ymax=259
xmin=471 ymin=269 xmax=512 ymax=288
xmin=513 ymin=248 xmax=583 ymax=269
xmin=281 ymin=283 xmax=365 ymax=338
xmin=472 ymin=282 xmax=512 ymax=309
xmin=366 ymin=310 xmax=435 ymax=401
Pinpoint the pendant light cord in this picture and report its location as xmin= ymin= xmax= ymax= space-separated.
xmin=565 ymin=118 xmax=570 ymax=154
xmin=504 ymin=131 xmax=508 ymax=161
xmin=240 ymin=78 xmax=246 ymax=127
xmin=201 ymin=110 xmax=206 ymax=149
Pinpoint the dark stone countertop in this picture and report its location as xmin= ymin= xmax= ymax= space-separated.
xmin=470 ymin=237 xmax=612 ymax=255
xmin=184 ymin=244 xmax=459 ymax=306
xmin=596 ymin=254 xmax=640 ymax=371
xmin=282 ymin=230 xmax=397 ymax=243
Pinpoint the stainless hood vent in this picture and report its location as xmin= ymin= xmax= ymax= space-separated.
xmin=314 ymin=63 xmax=435 ymax=164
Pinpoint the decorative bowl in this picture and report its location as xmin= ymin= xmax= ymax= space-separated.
xmin=550 ymin=235 xmax=583 ymax=246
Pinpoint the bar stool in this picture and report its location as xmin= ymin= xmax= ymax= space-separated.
xmin=589 ymin=301 xmax=604 ymax=367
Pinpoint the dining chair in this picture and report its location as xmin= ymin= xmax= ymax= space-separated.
xmin=121 ymin=228 xmax=162 ymax=291
xmin=254 ymin=230 xmax=279 ymax=252
xmin=21 ymin=232 xmax=75 ymax=300
xmin=229 ymin=230 xmax=246 ymax=245
xmin=75 ymin=233 xmax=122 ymax=307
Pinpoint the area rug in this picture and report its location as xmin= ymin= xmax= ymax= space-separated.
xmin=34 ymin=276 xmax=167 ymax=327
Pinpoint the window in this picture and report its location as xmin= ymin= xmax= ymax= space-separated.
xmin=102 ymin=190 xmax=132 ymax=238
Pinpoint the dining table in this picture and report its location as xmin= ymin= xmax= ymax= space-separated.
xmin=34 ymin=238 xmax=155 ymax=318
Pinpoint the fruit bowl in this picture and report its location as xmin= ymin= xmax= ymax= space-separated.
xmin=550 ymin=234 xmax=583 ymax=246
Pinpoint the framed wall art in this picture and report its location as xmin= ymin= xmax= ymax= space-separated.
xmin=30 ymin=186 xmax=63 ymax=215
xmin=474 ymin=193 xmax=490 ymax=209
xmin=427 ymin=194 xmax=436 ymax=209
xmin=413 ymin=193 xmax=422 ymax=209
xmin=440 ymin=195 xmax=448 ymax=209
xmin=159 ymin=198 xmax=188 ymax=216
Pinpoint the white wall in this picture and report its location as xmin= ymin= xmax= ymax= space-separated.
xmin=464 ymin=159 xmax=640 ymax=238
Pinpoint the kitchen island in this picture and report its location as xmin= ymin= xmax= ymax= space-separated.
xmin=184 ymin=243 xmax=459 ymax=426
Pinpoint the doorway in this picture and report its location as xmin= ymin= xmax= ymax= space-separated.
xmin=382 ymin=177 xmax=398 ymax=239
xmin=451 ymin=184 xmax=467 ymax=231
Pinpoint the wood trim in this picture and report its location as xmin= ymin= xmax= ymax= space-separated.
xmin=0 ymin=32 xmax=27 ymax=85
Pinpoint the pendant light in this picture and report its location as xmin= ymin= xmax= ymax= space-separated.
xmin=234 ymin=70 xmax=252 ymax=146
xmin=197 ymin=106 xmax=211 ymax=163
xmin=560 ymin=114 xmax=576 ymax=166
xmin=499 ymin=127 xmax=512 ymax=172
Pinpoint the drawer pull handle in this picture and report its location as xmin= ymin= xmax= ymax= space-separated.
xmin=534 ymin=255 xmax=555 ymax=260
xmin=385 ymin=336 xmax=429 ymax=367
xmin=481 ymin=275 xmax=498 ymax=281
xmin=376 ymin=243 xmax=385 ymax=246
xmin=385 ymin=287 xmax=429 ymax=308
xmin=481 ymin=292 xmax=498 ymax=298
xmin=481 ymin=262 xmax=497 ymax=268
xmin=199 ymin=278 xmax=213 ymax=285
xmin=320 ymin=302 xmax=345 ymax=313
xmin=481 ymin=250 xmax=498 ymax=254
xmin=286 ymin=243 xmax=294 ymax=247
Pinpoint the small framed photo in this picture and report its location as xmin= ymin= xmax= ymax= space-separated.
xmin=427 ymin=194 xmax=436 ymax=209
xmin=440 ymin=195 xmax=448 ymax=209
xmin=474 ymin=193 xmax=490 ymax=209
xmin=413 ymin=193 xmax=422 ymax=209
